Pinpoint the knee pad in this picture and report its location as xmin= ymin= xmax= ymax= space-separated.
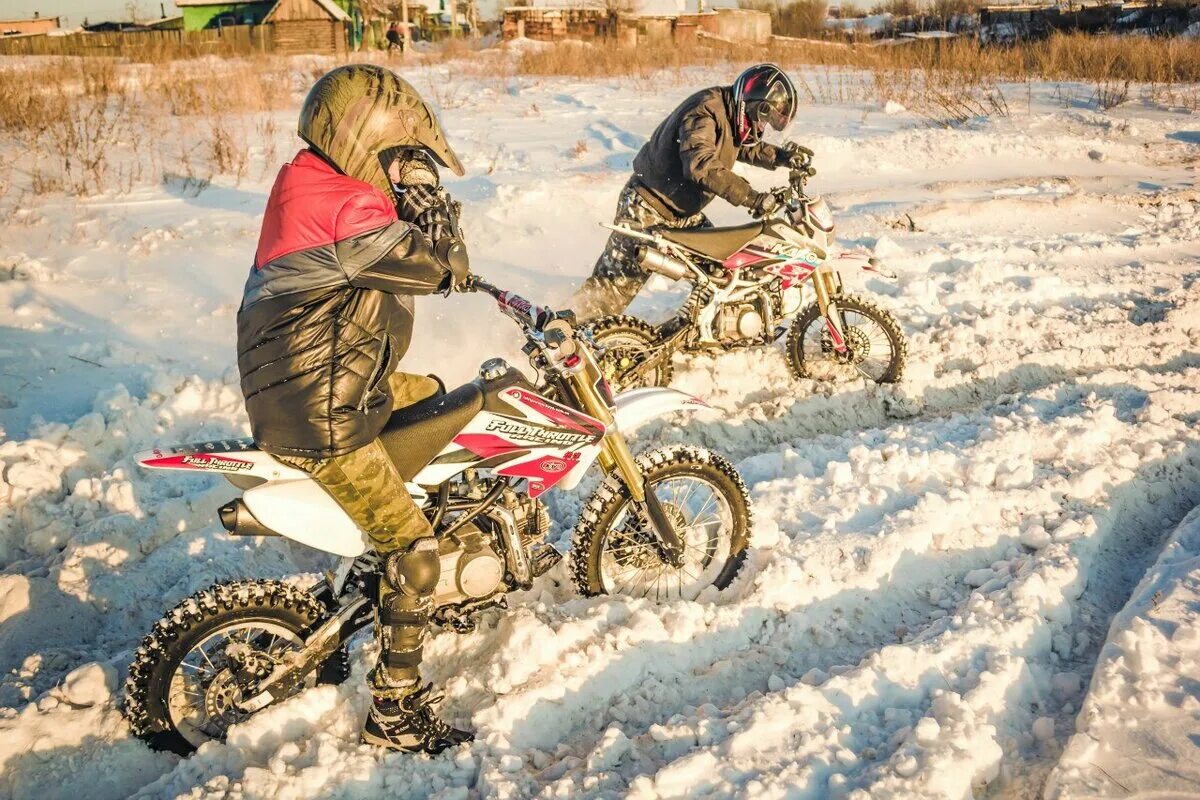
xmin=383 ymin=537 xmax=440 ymax=598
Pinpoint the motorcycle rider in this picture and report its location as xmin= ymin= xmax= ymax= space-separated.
xmin=572 ymin=63 xmax=809 ymax=320
xmin=236 ymin=64 xmax=473 ymax=754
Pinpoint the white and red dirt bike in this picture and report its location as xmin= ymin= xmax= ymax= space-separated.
xmin=591 ymin=161 xmax=908 ymax=391
xmin=123 ymin=276 xmax=752 ymax=755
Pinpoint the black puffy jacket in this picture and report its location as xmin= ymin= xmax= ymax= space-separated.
xmin=237 ymin=149 xmax=461 ymax=459
xmin=631 ymin=86 xmax=785 ymax=220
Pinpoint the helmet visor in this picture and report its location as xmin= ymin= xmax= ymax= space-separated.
xmin=761 ymin=80 xmax=796 ymax=132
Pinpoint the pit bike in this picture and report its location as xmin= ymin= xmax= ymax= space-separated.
xmin=123 ymin=276 xmax=752 ymax=755
xmin=591 ymin=158 xmax=907 ymax=391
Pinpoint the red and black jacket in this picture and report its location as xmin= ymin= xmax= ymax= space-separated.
xmin=237 ymin=149 xmax=453 ymax=459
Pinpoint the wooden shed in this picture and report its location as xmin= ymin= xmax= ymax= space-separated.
xmin=264 ymin=0 xmax=349 ymax=53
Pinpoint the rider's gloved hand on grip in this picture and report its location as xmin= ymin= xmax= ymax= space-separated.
xmin=780 ymin=141 xmax=815 ymax=170
xmin=434 ymin=237 xmax=471 ymax=293
xmin=749 ymin=191 xmax=780 ymax=219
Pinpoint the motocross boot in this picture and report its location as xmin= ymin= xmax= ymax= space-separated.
xmin=362 ymin=538 xmax=474 ymax=753
xmin=362 ymin=683 xmax=474 ymax=754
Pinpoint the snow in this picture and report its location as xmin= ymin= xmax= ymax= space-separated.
xmin=1044 ymin=507 xmax=1200 ymax=797
xmin=1 ymin=58 xmax=1199 ymax=799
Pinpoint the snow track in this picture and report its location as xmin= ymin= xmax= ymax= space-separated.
xmin=1 ymin=65 xmax=1199 ymax=798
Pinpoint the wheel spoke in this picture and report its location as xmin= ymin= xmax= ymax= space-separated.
xmin=600 ymin=472 xmax=735 ymax=601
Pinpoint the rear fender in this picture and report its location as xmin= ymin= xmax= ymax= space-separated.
xmin=136 ymin=440 xmax=306 ymax=482
xmin=613 ymin=387 xmax=709 ymax=432
xmin=239 ymin=480 xmax=431 ymax=559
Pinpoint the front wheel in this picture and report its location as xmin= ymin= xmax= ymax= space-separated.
xmin=570 ymin=445 xmax=751 ymax=599
xmin=123 ymin=580 xmax=351 ymax=756
xmin=785 ymin=294 xmax=907 ymax=384
xmin=589 ymin=315 xmax=673 ymax=392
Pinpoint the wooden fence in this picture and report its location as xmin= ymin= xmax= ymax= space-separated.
xmin=0 ymin=26 xmax=277 ymax=58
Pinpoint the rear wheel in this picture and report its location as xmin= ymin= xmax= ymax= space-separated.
xmin=785 ymin=294 xmax=907 ymax=384
xmin=123 ymin=580 xmax=350 ymax=756
xmin=570 ymin=445 xmax=751 ymax=599
xmin=590 ymin=315 xmax=673 ymax=392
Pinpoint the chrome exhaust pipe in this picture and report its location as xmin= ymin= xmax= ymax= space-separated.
xmin=636 ymin=247 xmax=688 ymax=281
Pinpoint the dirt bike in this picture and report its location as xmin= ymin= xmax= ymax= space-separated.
xmin=122 ymin=276 xmax=751 ymax=755
xmin=590 ymin=159 xmax=908 ymax=392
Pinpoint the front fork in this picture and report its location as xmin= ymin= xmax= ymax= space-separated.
xmin=567 ymin=355 xmax=687 ymax=568
xmin=811 ymin=264 xmax=849 ymax=353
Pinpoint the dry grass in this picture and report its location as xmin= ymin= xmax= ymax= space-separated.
xmin=0 ymin=57 xmax=297 ymax=196
xmin=1 ymin=32 xmax=1198 ymax=197
xmin=766 ymin=34 xmax=1200 ymax=84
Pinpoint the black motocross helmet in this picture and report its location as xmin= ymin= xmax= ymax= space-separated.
xmin=732 ymin=64 xmax=798 ymax=146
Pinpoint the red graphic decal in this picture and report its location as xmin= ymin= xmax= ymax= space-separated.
xmin=453 ymin=433 xmax=524 ymax=459
xmin=765 ymin=261 xmax=817 ymax=290
xmin=723 ymin=249 xmax=766 ymax=271
xmin=498 ymin=453 xmax=581 ymax=498
xmin=506 ymin=390 xmax=603 ymax=438
xmin=824 ymin=318 xmax=848 ymax=352
xmin=140 ymin=454 xmax=252 ymax=473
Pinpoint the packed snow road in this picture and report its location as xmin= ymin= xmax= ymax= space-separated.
xmin=1 ymin=62 xmax=1199 ymax=799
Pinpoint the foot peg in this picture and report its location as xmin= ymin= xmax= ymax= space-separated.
xmin=529 ymin=543 xmax=563 ymax=577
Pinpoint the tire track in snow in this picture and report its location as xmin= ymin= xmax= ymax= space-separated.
xmin=441 ymin=361 xmax=1199 ymax=797
xmin=599 ymin=382 xmax=1200 ymax=800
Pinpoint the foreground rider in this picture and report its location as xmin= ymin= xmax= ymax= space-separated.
xmin=236 ymin=64 xmax=472 ymax=754
xmin=572 ymin=63 xmax=807 ymax=320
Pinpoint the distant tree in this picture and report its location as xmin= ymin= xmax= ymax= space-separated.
xmin=870 ymin=0 xmax=918 ymax=16
xmin=741 ymin=0 xmax=829 ymax=37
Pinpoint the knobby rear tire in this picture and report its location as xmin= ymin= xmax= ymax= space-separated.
xmin=123 ymin=580 xmax=350 ymax=756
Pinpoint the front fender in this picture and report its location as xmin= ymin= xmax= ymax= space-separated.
xmin=834 ymin=250 xmax=897 ymax=280
xmin=613 ymin=387 xmax=709 ymax=431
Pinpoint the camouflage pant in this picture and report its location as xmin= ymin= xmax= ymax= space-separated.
xmin=277 ymin=372 xmax=441 ymax=555
xmin=571 ymin=180 xmax=710 ymax=322
xmin=277 ymin=371 xmax=441 ymax=698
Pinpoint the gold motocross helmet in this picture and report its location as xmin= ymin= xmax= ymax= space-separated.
xmin=297 ymin=64 xmax=464 ymax=198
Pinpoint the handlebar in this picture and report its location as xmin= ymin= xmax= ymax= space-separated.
xmin=465 ymin=275 xmax=579 ymax=356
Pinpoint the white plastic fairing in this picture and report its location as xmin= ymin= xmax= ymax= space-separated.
xmin=242 ymin=480 xmax=371 ymax=558
xmin=613 ymin=387 xmax=709 ymax=432
xmin=807 ymin=196 xmax=835 ymax=232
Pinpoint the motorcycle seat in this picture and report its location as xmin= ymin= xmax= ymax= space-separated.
xmin=657 ymin=221 xmax=764 ymax=261
xmin=378 ymin=382 xmax=485 ymax=481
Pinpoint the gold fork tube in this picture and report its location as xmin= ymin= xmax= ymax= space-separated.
xmin=812 ymin=265 xmax=846 ymax=344
xmin=569 ymin=356 xmax=646 ymax=501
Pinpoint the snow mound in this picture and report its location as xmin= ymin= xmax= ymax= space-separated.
xmin=1045 ymin=506 xmax=1200 ymax=797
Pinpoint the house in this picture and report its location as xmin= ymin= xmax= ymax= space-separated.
xmin=265 ymin=0 xmax=350 ymax=52
xmin=0 ymin=14 xmax=61 ymax=36
xmin=501 ymin=2 xmax=768 ymax=44
xmin=174 ymin=0 xmax=353 ymax=31
xmin=175 ymin=0 xmax=276 ymax=30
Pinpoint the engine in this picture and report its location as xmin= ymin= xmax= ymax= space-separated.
xmin=430 ymin=491 xmax=554 ymax=608
xmin=717 ymin=299 xmax=767 ymax=342
xmin=432 ymin=522 xmax=506 ymax=606
xmin=508 ymin=491 xmax=552 ymax=545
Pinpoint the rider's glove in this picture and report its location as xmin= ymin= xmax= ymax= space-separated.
xmin=398 ymin=185 xmax=463 ymax=242
xmin=434 ymin=237 xmax=471 ymax=293
xmin=779 ymin=141 xmax=815 ymax=171
xmin=749 ymin=191 xmax=780 ymax=219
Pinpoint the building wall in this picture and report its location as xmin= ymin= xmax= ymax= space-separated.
xmin=273 ymin=18 xmax=346 ymax=51
xmin=713 ymin=8 xmax=769 ymax=43
xmin=181 ymin=3 xmax=274 ymax=31
xmin=0 ymin=17 xmax=60 ymax=35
